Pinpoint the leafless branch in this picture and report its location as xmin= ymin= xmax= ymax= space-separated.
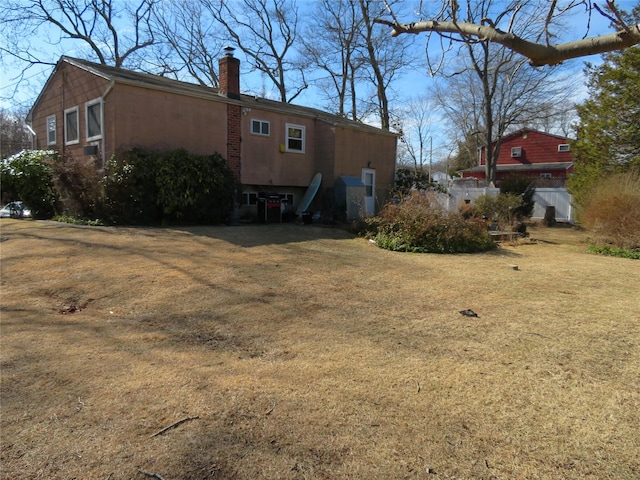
xmin=150 ymin=415 xmax=199 ymax=437
xmin=374 ymin=17 xmax=640 ymax=66
xmin=138 ymin=470 xmax=165 ymax=480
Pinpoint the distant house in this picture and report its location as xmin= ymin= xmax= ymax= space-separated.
xmin=26 ymin=52 xmax=397 ymax=220
xmin=460 ymin=129 xmax=574 ymax=186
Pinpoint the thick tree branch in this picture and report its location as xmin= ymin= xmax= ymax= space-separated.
xmin=374 ymin=18 xmax=640 ymax=66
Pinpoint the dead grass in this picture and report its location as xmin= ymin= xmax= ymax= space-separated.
xmin=1 ymin=219 xmax=639 ymax=480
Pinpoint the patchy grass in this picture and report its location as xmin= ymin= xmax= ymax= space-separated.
xmin=1 ymin=220 xmax=639 ymax=480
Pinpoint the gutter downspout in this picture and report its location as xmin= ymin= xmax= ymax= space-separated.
xmin=100 ymin=80 xmax=115 ymax=168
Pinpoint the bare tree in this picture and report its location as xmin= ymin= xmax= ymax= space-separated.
xmin=357 ymin=0 xmax=415 ymax=130
xmin=394 ymin=94 xmax=434 ymax=171
xmin=149 ymin=0 xmax=225 ymax=86
xmin=1 ymin=0 xmax=157 ymax=68
xmin=419 ymin=1 xmax=580 ymax=183
xmin=376 ymin=1 xmax=640 ymax=67
xmin=0 ymin=108 xmax=33 ymax=159
xmin=201 ymin=0 xmax=307 ymax=103
xmin=301 ymin=0 xmax=364 ymax=119
xmin=0 ymin=0 xmax=159 ymax=105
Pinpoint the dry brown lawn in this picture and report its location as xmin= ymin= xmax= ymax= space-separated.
xmin=1 ymin=219 xmax=639 ymax=480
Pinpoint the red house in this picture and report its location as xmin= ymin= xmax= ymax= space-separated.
xmin=461 ymin=129 xmax=574 ymax=186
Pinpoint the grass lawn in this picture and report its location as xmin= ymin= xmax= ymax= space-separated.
xmin=1 ymin=219 xmax=639 ymax=479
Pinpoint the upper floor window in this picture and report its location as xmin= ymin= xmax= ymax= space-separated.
xmin=558 ymin=144 xmax=570 ymax=152
xmin=511 ymin=147 xmax=522 ymax=157
xmin=251 ymin=119 xmax=270 ymax=136
xmin=46 ymin=114 xmax=56 ymax=145
xmin=64 ymin=106 xmax=79 ymax=145
xmin=86 ymin=98 xmax=103 ymax=141
xmin=286 ymin=123 xmax=305 ymax=153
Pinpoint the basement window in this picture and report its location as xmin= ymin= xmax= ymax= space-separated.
xmin=251 ymin=119 xmax=270 ymax=136
xmin=286 ymin=123 xmax=305 ymax=153
xmin=242 ymin=192 xmax=258 ymax=206
xmin=558 ymin=144 xmax=570 ymax=152
xmin=540 ymin=173 xmax=552 ymax=179
xmin=279 ymin=193 xmax=294 ymax=206
xmin=64 ymin=106 xmax=79 ymax=145
xmin=46 ymin=114 xmax=56 ymax=145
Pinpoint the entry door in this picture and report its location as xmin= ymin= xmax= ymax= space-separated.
xmin=361 ymin=168 xmax=376 ymax=217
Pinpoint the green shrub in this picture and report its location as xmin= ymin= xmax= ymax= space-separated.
xmin=52 ymin=214 xmax=104 ymax=226
xmin=101 ymin=148 xmax=238 ymax=225
xmin=101 ymin=149 xmax=162 ymax=224
xmin=0 ymin=150 xmax=58 ymax=218
xmin=579 ymin=171 xmax=640 ymax=249
xmin=367 ymin=193 xmax=495 ymax=254
xmin=587 ymin=245 xmax=640 ymax=260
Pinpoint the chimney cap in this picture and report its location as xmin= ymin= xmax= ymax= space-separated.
xmin=223 ymin=46 xmax=235 ymax=57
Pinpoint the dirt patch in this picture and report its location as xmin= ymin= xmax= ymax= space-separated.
xmin=1 ymin=220 xmax=639 ymax=479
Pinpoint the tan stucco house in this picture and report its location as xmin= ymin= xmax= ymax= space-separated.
xmin=27 ymin=52 xmax=397 ymax=221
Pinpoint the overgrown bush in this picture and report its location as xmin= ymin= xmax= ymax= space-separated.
xmin=578 ymin=171 xmax=640 ymax=250
xmin=366 ymin=193 xmax=495 ymax=254
xmin=101 ymin=148 xmax=238 ymax=225
xmin=50 ymin=154 xmax=103 ymax=219
xmin=0 ymin=150 xmax=58 ymax=218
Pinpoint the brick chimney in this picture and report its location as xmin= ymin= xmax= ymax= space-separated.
xmin=219 ymin=47 xmax=241 ymax=181
xmin=219 ymin=46 xmax=240 ymax=100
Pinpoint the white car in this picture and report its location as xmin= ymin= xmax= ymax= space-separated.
xmin=0 ymin=201 xmax=31 ymax=218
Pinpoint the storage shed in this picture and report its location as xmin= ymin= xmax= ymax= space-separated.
xmin=334 ymin=176 xmax=365 ymax=222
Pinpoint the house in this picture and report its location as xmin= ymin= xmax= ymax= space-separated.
xmin=26 ymin=51 xmax=397 ymax=221
xmin=460 ymin=129 xmax=574 ymax=187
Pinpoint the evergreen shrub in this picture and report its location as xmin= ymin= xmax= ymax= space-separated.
xmin=101 ymin=148 xmax=238 ymax=225
xmin=0 ymin=150 xmax=58 ymax=218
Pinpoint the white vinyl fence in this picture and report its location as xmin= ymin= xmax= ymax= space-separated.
xmin=445 ymin=187 xmax=574 ymax=223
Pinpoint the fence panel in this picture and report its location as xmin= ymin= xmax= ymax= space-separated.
xmin=531 ymin=188 xmax=574 ymax=223
xmin=446 ymin=187 xmax=574 ymax=223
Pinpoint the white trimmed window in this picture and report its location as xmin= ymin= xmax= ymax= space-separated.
xmin=86 ymin=98 xmax=103 ymax=141
xmin=64 ymin=106 xmax=79 ymax=145
xmin=251 ymin=119 xmax=270 ymax=136
xmin=286 ymin=123 xmax=305 ymax=153
xmin=46 ymin=114 xmax=56 ymax=145
xmin=558 ymin=144 xmax=570 ymax=152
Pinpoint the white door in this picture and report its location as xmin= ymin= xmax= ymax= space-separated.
xmin=361 ymin=168 xmax=376 ymax=217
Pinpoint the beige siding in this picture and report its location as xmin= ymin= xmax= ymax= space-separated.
xmin=31 ymin=64 xmax=110 ymax=157
xmin=109 ymin=84 xmax=228 ymax=157
xmin=241 ymin=110 xmax=318 ymax=187
xmin=334 ymin=126 xmax=396 ymax=198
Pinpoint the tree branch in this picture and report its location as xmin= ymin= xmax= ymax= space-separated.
xmin=373 ymin=18 xmax=640 ymax=66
